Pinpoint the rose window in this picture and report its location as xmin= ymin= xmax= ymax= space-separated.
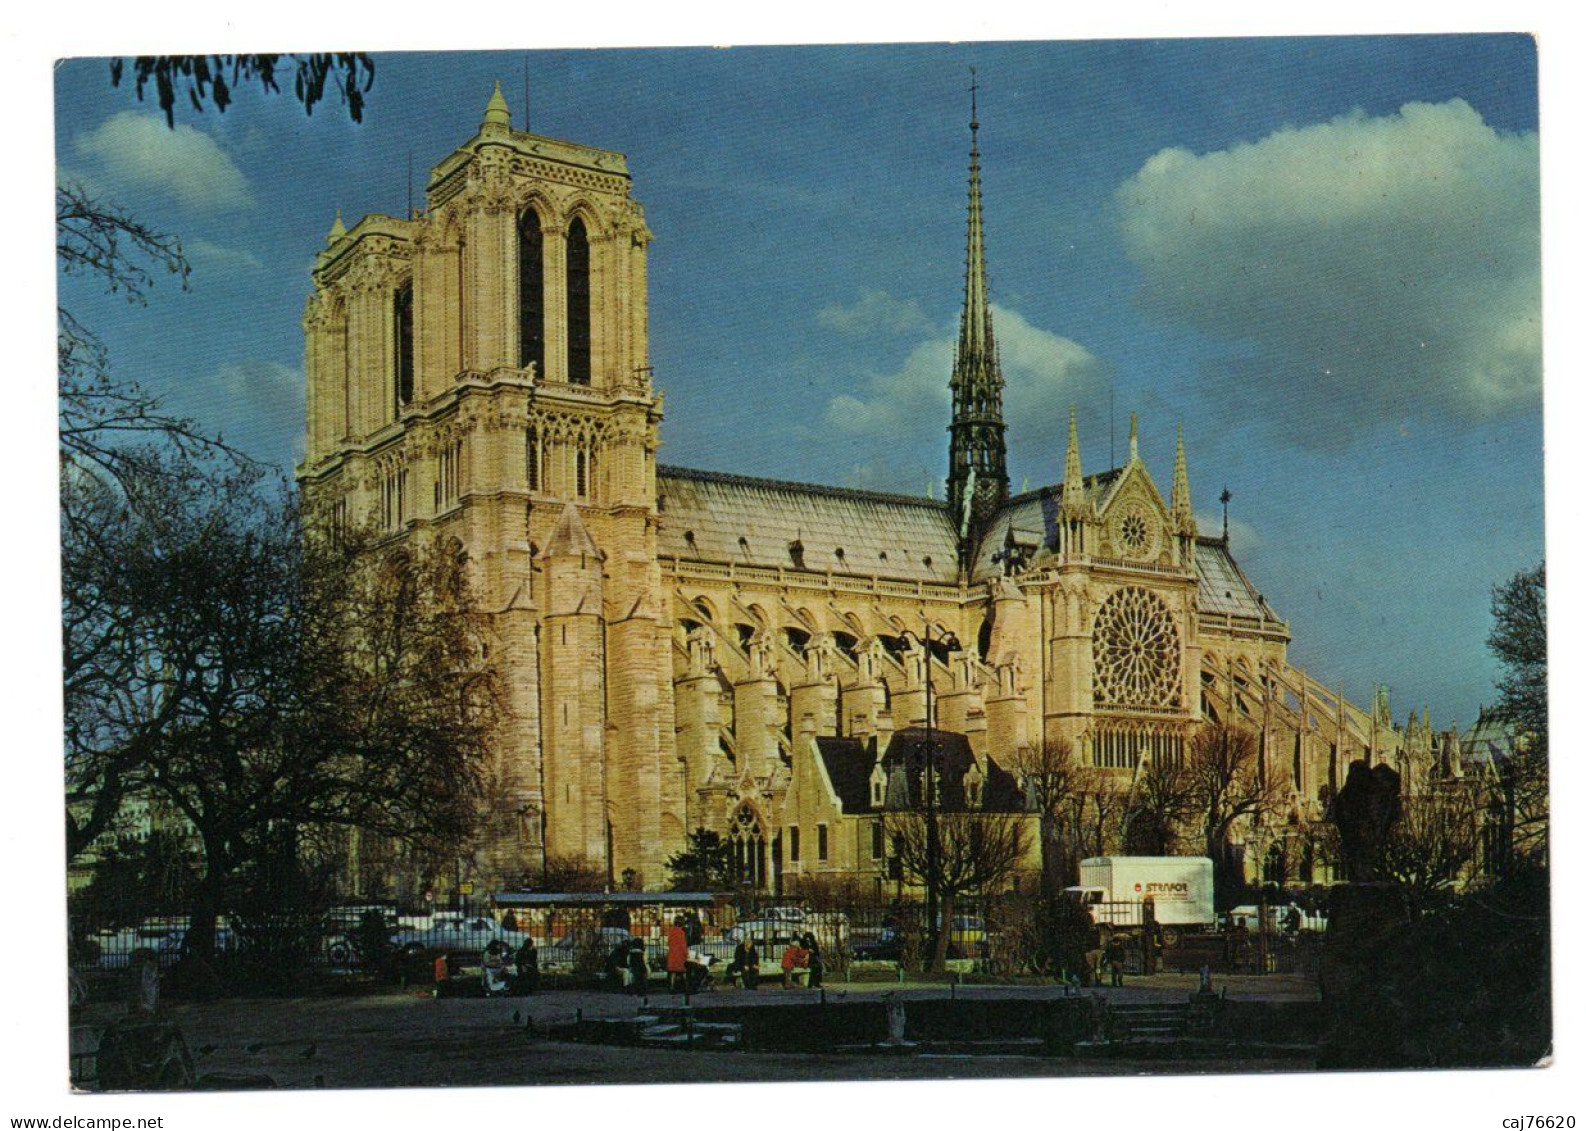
xmin=1092 ymin=586 xmax=1181 ymax=708
xmin=1120 ymin=513 xmax=1149 ymax=554
xmin=1113 ymin=501 xmax=1158 ymax=559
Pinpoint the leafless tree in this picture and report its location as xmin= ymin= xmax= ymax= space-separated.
xmin=538 ymin=855 xmax=608 ymax=893
xmin=1060 ymin=765 xmax=1128 ymax=863
xmin=1186 ymin=722 xmax=1280 ymax=897
xmin=1010 ymin=738 xmax=1083 ymax=885
xmin=57 ymin=182 xmax=250 ymax=501
xmin=882 ymin=808 xmax=1030 ymax=974
xmin=1123 ymin=752 xmax=1195 ymax=855
xmin=1381 ymin=786 xmax=1482 ymax=916
xmin=1486 ymin=562 xmax=1548 ymax=872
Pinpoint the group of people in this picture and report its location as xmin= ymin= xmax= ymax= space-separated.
xmin=480 ymin=936 xmax=539 ymax=996
xmin=725 ymin=931 xmax=824 ymax=991
xmin=602 ymin=917 xmax=713 ymax=996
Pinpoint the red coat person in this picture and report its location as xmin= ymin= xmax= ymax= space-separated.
xmin=666 ymin=924 xmax=689 ymax=975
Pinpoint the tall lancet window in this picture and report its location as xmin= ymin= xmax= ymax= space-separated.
xmin=518 ymin=210 xmax=545 ymax=376
xmin=566 ymin=216 xmax=592 ymax=385
xmin=393 ymin=281 xmax=414 ymax=411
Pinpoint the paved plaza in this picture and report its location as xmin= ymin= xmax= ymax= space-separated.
xmin=77 ymin=974 xmax=1319 ymax=1089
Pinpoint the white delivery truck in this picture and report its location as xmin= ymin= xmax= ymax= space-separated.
xmin=1064 ymin=856 xmax=1216 ymax=947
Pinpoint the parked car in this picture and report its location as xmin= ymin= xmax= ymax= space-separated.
xmin=390 ymin=915 xmax=529 ymax=962
xmin=851 ymin=930 xmax=964 ymax=963
xmin=538 ymin=927 xmax=633 ymax=973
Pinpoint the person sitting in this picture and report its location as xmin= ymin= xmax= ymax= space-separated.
xmin=781 ymin=939 xmax=809 ymax=989
xmin=728 ymin=938 xmax=760 ymax=991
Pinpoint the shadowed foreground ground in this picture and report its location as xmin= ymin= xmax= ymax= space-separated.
xmin=79 ymin=974 xmax=1320 ymax=1089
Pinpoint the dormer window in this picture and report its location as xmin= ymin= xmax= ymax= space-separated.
xmin=788 ymin=538 xmax=805 ymax=569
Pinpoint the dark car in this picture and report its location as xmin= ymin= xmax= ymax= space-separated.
xmin=851 ymin=930 xmax=963 ymax=962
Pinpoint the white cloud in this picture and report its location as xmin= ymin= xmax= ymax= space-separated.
xmin=817 ymin=289 xmax=932 ymax=337
xmin=164 ymin=360 xmax=303 ymax=468
xmin=822 ymin=304 xmax=1105 ymax=488
xmin=187 ymin=239 xmax=263 ymax=277
xmin=1195 ymin=511 xmax=1262 ymax=554
xmin=1116 ymin=99 xmax=1538 ymax=446
xmin=74 ymin=111 xmax=253 ymax=212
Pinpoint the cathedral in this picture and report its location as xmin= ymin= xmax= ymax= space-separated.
xmin=298 ymin=84 xmax=1443 ymax=896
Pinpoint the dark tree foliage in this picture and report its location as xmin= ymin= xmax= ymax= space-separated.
xmin=67 ymin=470 xmax=501 ymax=954
xmin=108 ymin=54 xmax=375 ymax=128
xmin=224 ymin=828 xmax=338 ymax=989
xmin=1488 ymin=563 xmax=1547 ymax=758
xmin=1034 ymin=891 xmax=1101 ymax=982
xmin=1320 ymin=864 xmax=1550 ymax=1068
xmin=665 ymin=828 xmax=738 ymax=891
xmin=70 ymin=830 xmax=200 ymax=933
xmin=62 ymin=457 xmax=261 ymax=860
xmin=537 ymin=854 xmax=608 ymax=893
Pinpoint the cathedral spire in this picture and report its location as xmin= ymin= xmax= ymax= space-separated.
xmin=946 ymin=70 xmax=1009 ymax=562
xmin=1171 ymin=424 xmax=1194 ymax=533
xmin=1128 ymin=411 xmax=1140 ymax=464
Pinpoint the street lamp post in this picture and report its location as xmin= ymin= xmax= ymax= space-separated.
xmin=908 ymin=619 xmax=958 ymax=950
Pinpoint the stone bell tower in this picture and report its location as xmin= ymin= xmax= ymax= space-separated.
xmin=300 ymin=84 xmax=676 ymax=890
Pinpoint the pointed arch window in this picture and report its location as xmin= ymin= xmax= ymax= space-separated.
xmin=393 ymin=281 xmax=414 ymax=411
xmin=518 ymin=210 xmax=545 ymax=375
xmin=566 ymin=216 xmax=592 ymax=385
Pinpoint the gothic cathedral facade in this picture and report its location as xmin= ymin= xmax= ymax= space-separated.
xmin=299 ymin=86 xmax=1441 ymax=895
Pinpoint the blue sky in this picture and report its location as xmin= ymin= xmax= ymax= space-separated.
xmin=53 ymin=37 xmax=1541 ymax=734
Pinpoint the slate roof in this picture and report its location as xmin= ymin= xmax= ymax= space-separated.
xmin=1195 ymin=537 xmax=1282 ymax=623
xmin=815 ymin=735 xmax=878 ymax=811
xmin=657 ymin=466 xmax=959 ymax=584
xmin=656 ymin=465 xmax=1282 ymax=626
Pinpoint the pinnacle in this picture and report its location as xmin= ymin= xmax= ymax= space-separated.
xmin=483 ymin=80 xmax=511 ymax=128
xmin=1172 ymin=423 xmax=1193 ymax=528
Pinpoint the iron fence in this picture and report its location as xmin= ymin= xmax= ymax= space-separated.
xmin=70 ymin=893 xmax=1324 ymax=992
